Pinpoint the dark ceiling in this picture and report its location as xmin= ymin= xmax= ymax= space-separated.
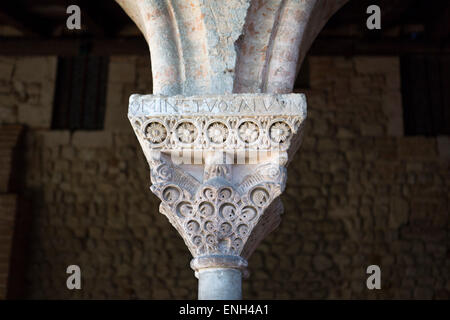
xmin=0 ymin=0 xmax=129 ymax=37
xmin=0 ymin=0 xmax=449 ymax=55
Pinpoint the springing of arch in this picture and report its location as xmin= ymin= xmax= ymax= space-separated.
xmin=116 ymin=0 xmax=349 ymax=96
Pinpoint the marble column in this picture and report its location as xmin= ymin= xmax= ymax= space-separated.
xmin=116 ymin=0 xmax=348 ymax=300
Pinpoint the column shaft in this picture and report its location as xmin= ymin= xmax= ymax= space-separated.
xmin=198 ymin=268 xmax=242 ymax=300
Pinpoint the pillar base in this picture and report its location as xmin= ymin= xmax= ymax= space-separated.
xmin=191 ymin=254 xmax=249 ymax=278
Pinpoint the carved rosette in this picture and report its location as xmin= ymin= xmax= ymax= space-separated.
xmin=131 ymin=115 xmax=302 ymax=152
xmin=129 ymin=94 xmax=306 ymax=276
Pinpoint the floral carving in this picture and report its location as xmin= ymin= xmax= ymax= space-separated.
xmin=148 ymin=168 xmax=283 ymax=258
xmin=238 ymin=121 xmax=259 ymax=143
xmin=207 ymin=122 xmax=228 ymax=144
xmin=145 ymin=122 xmax=167 ymax=143
xmin=132 ymin=116 xmax=302 ymax=152
xmin=162 ymin=186 xmax=180 ymax=203
xmin=176 ymin=122 xmax=198 ymax=144
xmin=270 ymin=121 xmax=291 ymax=143
xmin=220 ymin=203 xmax=237 ymax=220
xmin=241 ymin=206 xmax=257 ymax=221
xmin=152 ymin=163 xmax=173 ymax=183
xmin=251 ymin=188 xmax=270 ymax=207
xmin=204 ymin=164 xmax=231 ymax=181
xmin=199 ymin=202 xmax=214 ymax=216
xmin=177 ymin=202 xmax=193 ymax=218
xmin=220 ymin=222 xmax=232 ymax=235
xmin=218 ymin=188 xmax=232 ymax=200
xmin=187 ymin=220 xmax=200 ymax=231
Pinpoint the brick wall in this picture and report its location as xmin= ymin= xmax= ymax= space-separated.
xmin=0 ymin=57 xmax=56 ymax=129
xmin=0 ymin=55 xmax=449 ymax=299
xmin=0 ymin=125 xmax=23 ymax=299
xmin=0 ymin=195 xmax=16 ymax=299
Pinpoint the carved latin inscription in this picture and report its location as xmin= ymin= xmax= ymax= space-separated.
xmin=129 ymin=94 xmax=306 ymax=116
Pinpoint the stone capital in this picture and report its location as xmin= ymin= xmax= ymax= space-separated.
xmin=117 ymin=0 xmax=348 ymax=300
xmin=129 ymin=93 xmax=307 ymax=276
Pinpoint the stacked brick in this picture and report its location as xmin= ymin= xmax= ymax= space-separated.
xmin=0 ymin=125 xmax=22 ymax=299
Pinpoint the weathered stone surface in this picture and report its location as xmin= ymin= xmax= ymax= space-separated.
xmin=354 ymin=57 xmax=401 ymax=78
xmin=312 ymin=254 xmax=333 ymax=272
xmin=72 ymin=131 xmax=113 ymax=148
xmin=108 ymin=60 xmax=136 ymax=84
xmin=234 ymin=0 xmax=349 ymax=93
xmin=0 ymin=58 xmax=14 ymax=81
xmin=39 ymin=130 xmax=71 ymax=147
xmin=18 ymin=104 xmax=52 ymax=128
xmin=382 ymin=91 xmax=403 ymax=137
xmin=437 ymin=136 xmax=450 ymax=160
xmin=115 ymin=0 xmax=251 ymax=96
xmin=198 ymin=268 xmax=242 ymax=300
xmin=116 ymin=0 xmax=348 ymax=95
xmin=14 ymin=57 xmax=56 ymax=83
xmin=389 ymin=198 xmax=409 ymax=229
xmin=0 ymin=57 xmax=56 ymax=128
xmin=129 ymin=93 xmax=306 ymax=116
xmin=129 ymin=93 xmax=307 ymax=277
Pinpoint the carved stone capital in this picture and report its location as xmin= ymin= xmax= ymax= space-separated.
xmin=128 ymin=94 xmax=306 ymax=275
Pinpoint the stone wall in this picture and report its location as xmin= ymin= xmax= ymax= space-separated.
xmin=0 ymin=55 xmax=449 ymax=299
xmin=0 ymin=123 xmax=25 ymax=299
xmin=0 ymin=57 xmax=56 ymax=129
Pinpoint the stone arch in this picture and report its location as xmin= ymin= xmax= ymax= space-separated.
xmin=116 ymin=0 xmax=349 ymax=96
xmin=234 ymin=0 xmax=350 ymax=94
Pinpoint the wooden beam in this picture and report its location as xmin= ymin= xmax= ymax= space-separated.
xmin=0 ymin=37 xmax=81 ymax=55
xmin=77 ymin=0 xmax=106 ymax=36
xmin=0 ymin=37 xmax=149 ymax=56
xmin=427 ymin=2 xmax=450 ymax=41
xmin=309 ymin=37 xmax=450 ymax=56
xmin=21 ymin=0 xmax=129 ymax=36
xmin=361 ymin=0 xmax=426 ymax=38
xmin=0 ymin=36 xmax=448 ymax=56
xmin=0 ymin=3 xmax=49 ymax=36
xmin=79 ymin=0 xmax=128 ymax=37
